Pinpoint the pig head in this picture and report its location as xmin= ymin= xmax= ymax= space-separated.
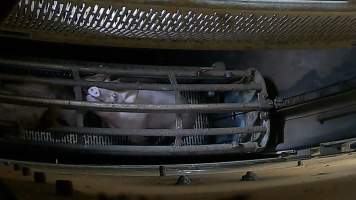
xmin=86 ymin=84 xmax=195 ymax=145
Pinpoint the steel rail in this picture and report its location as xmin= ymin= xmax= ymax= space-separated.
xmin=47 ymin=126 xmax=267 ymax=137
xmin=0 ymin=140 xmax=260 ymax=156
xmin=0 ymin=94 xmax=273 ymax=113
xmin=0 ymin=58 xmax=251 ymax=78
xmin=0 ymin=74 xmax=261 ymax=91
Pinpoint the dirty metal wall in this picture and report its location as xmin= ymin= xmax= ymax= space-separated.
xmin=233 ymin=48 xmax=356 ymax=98
xmin=230 ymin=48 xmax=356 ymax=150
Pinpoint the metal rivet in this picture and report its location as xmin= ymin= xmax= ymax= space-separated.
xmin=176 ymin=175 xmax=192 ymax=185
xmin=56 ymin=180 xmax=73 ymax=196
xmin=33 ymin=172 xmax=46 ymax=183
xmin=241 ymin=171 xmax=257 ymax=181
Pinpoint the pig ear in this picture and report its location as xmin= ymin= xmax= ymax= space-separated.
xmin=123 ymin=90 xmax=138 ymax=103
xmin=86 ymin=74 xmax=106 ymax=81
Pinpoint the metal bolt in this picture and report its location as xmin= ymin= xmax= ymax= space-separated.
xmin=260 ymin=112 xmax=269 ymax=120
xmin=208 ymin=91 xmax=215 ymax=97
xmin=176 ymin=175 xmax=192 ymax=185
xmin=56 ymin=180 xmax=73 ymax=196
xmin=33 ymin=172 xmax=46 ymax=183
xmin=241 ymin=171 xmax=257 ymax=181
xmin=225 ymin=71 xmax=233 ymax=78
xmin=260 ymin=92 xmax=268 ymax=99
xmin=212 ymin=61 xmax=226 ymax=70
xmin=159 ymin=166 xmax=166 ymax=177
xmin=297 ymin=160 xmax=304 ymax=166
xmin=22 ymin=167 xmax=31 ymax=176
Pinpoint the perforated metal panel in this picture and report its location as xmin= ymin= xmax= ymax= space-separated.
xmin=1 ymin=0 xmax=356 ymax=49
xmin=24 ymin=130 xmax=129 ymax=145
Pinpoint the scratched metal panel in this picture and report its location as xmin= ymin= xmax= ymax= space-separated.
xmin=1 ymin=0 xmax=356 ymax=49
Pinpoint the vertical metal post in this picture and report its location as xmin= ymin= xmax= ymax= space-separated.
xmin=72 ymin=70 xmax=84 ymax=127
xmin=169 ymin=73 xmax=183 ymax=146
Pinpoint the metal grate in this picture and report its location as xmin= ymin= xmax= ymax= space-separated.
xmin=1 ymin=0 xmax=356 ymax=49
xmin=182 ymin=91 xmax=209 ymax=146
xmin=24 ymin=130 xmax=129 ymax=145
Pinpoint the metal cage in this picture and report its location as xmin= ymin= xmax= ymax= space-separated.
xmin=0 ymin=58 xmax=272 ymax=156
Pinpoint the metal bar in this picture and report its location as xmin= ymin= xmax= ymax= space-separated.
xmin=0 ymin=58 xmax=250 ymax=78
xmin=0 ymin=156 xmax=284 ymax=176
xmin=0 ymin=74 xmax=261 ymax=91
xmin=169 ymin=73 xmax=183 ymax=145
xmin=47 ymin=126 xmax=267 ymax=137
xmin=72 ymin=144 xmax=258 ymax=156
xmin=276 ymin=76 xmax=356 ymax=109
xmin=2 ymin=140 xmax=259 ymax=156
xmin=0 ymin=94 xmax=273 ymax=113
xmin=72 ymin=70 xmax=84 ymax=127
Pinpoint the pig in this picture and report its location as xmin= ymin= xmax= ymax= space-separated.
xmin=85 ymin=75 xmax=195 ymax=145
xmin=0 ymin=81 xmax=77 ymax=129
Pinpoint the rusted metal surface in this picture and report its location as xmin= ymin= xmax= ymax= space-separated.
xmin=1 ymin=0 xmax=356 ymax=50
xmin=2 ymin=152 xmax=356 ymax=199
xmin=0 ymin=156 xmax=284 ymax=175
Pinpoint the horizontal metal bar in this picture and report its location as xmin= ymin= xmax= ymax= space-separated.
xmin=0 ymin=58 xmax=250 ymax=78
xmin=48 ymin=126 xmax=267 ymax=137
xmin=0 ymin=74 xmax=261 ymax=91
xmin=61 ymin=144 xmax=261 ymax=156
xmin=197 ymin=0 xmax=350 ymax=11
xmin=0 ymin=139 xmax=260 ymax=156
xmin=276 ymin=77 xmax=356 ymax=109
xmin=0 ymin=94 xmax=273 ymax=113
xmin=0 ymin=156 xmax=284 ymax=176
